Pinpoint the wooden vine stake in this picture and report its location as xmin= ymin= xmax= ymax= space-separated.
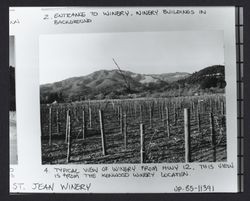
xmin=165 ymin=107 xmax=170 ymax=138
xmin=210 ymin=112 xmax=216 ymax=162
xmin=140 ymin=105 xmax=143 ymax=123
xmin=184 ymin=108 xmax=191 ymax=162
xmin=124 ymin=112 xmax=127 ymax=149
xmin=197 ymin=106 xmax=201 ymax=133
xmin=48 ymin=107 xmax=52 ymax=146
xmin=99 ymin=110 xmax=107 ymax=155
xmin=56 ymin=108 xmax=59 ymax=134
xmin=158 ymin=103 xmax=161 ymax=119
xmin=173 ymin=104 xmax=177 ymax=125
xmin=149 ymin=106 xmax=152 ymax=128
xmin=82 ymin=110 xmax=86 ymax=140
xmin=66 ymin=110 xmax=71 ymax=163
xmin=120 ymin=108 xmax=123 ymax=135
xmin=117 ymin=106 xmax=120 ymax=120
xmin=65 ymin=110 xmax=69 ymax=143
xmin=161 ymin=102 xmax=165 ymax=120
xmin=221 ymin=102 xmax=225 ymax=115
xmin=89 ymin=106 xmax=92 ymax=128
xmin=140 ymin=123 xmax=145 ymax=163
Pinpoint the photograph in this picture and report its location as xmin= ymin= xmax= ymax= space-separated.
xmin=39 ymin=31 xmax=227 ymax=164
xmin=10 ymin=35 xmax=18 ymax=165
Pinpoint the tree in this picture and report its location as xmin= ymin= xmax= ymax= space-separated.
xmin=44 ymin=91 xmax=65 ymax=104
xmin=200 ymin=77 xmax=219 ymax=89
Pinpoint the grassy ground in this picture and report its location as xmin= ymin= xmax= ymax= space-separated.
xmin=41 ymin=96 xmax=227 ymax=164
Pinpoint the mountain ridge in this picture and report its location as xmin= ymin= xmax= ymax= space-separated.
xmin=42 ymin=69 xmax=190 ymax=86
xmin=40 ymin=65 xmax=225 ymax=103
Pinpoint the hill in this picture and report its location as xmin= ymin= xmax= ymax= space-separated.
xmin=10 ymin=66 xmax=16 ymax=111
xmin=40 ymin=65 xmax=225 ymax=103
xmin=177 ymin=65 xmax=225 ymax=87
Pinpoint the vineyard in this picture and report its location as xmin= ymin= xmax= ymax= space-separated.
xmin=40 ymin=94 xmax=226 ymax=164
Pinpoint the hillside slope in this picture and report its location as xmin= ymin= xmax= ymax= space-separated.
xmin=40 ymin=65 xmax=225 ymax=103
xmin=10 ymin=66 xmax=16 ymax=111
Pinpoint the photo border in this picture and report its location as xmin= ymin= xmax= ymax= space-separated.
xmin=1 ymin=0 xmax=249 ymax=200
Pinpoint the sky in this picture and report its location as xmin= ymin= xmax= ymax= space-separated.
xmin=39 ymin=31 xmax=224 ymax=84
xmin=9 ymin=36 xmax=15 ymax=67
